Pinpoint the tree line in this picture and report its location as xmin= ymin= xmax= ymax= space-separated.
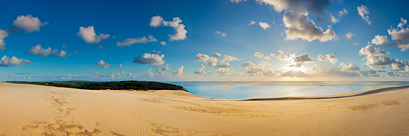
xmin=6 ymin=80 xmax=186 ymax=91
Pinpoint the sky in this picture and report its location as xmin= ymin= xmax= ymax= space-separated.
xmin=1 ymin=0 xmax=409 ymax=81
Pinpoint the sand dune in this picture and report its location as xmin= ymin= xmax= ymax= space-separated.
xmin=1 ymin=83 xmax=409 ymax=136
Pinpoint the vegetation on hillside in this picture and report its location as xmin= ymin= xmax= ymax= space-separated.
xmin=6 ymin=81 xmax=186 ymax=91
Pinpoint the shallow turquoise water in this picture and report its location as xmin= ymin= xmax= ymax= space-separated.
xmin=168 ymin=81 xmax=409 ymax=99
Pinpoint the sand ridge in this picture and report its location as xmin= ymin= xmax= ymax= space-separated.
xmin=1 ymin=83 xmax=409 ymax=135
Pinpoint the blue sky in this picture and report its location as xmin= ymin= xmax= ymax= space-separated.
xmin=1 ymin=0 xmax=409 ymax=81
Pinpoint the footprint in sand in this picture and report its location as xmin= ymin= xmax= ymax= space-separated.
xmin=349 ymin=100 xmax=402 ymax=111
xmin=21 ymin=91 xmax=101 ymax=136
xmin=147 ymin=122 xmax=234 ymax=136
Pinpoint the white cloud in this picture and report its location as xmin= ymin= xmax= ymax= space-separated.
xmin=270 ymin=50 xmax=295 ymax=61
xmin=96 ymin=59 xmax=111 ymax=68
xmin=160 ymin=41 xmax=167 ymax=45
xmin=264 ymin=56 xmax=271 ymax=60
xmin=357 ymin=5 xmax=371 ymax=25
xmin=212 ymin=53 xmax=222 ymax=59
xmin=387 ymin=18 xmax=409 ymax=51
xmin=254 ymin=52 xmax=264 ymax=58
xmin=291 ymin=53 xmax=314 ymax=67
xmin=254 ymin=0 xmax=331 ymax=15
xmin=194 ymin=64 xmax=211 ymax=75
xmin=144 ymin=68 xmax=154 ymax=77
xmin=317 ymin=53 xmax=338 ymax=64
xmin=150 ymin=15 xmax=164 ymax=27
xmin=26 ymin=44 xmax=67 ymax=57
xmin=119 ymin=64 xmax=123 ymax=69
xmin=398 ymin=17 xmax=407 ymax=28
xmin=0 ymin=55 xmax=31 ymax=66
xmin=13 ymin=15 xmax=48 ymax=32
xmin=371 ymin=35 xmax=389 ymax=45
xmin=133 ymin=53 xmax=165 ymax=65
xmin=390 ymin=60 xmax=407 ymax=71
xmin=0 ymin=30 xmax=8 ymax=51
xmin=345 ymin=32 xmax=355 ymax=39
xmin=283 ymin=11 xmax=336 ymax=42
xmin=304 ymin=65 xmax=359 ymax=78
xmin=231 ymin=0 xmax=246 ymax=3
xmin=77 ymin=26 xmax=110 ymax=44
xmin=359 ymin=45 xmax=393 ymax=70
xmin=258 ymin=22 xmax=270 ymax=30
xmin=172 ymin=66 xmax=184 ymax=75
xmin=249 ymin=20 xmax=256 ymax=25
xmin=242 ymin=61 xmax=276 ymax=76
xmin=215 ymin=31 xmax=226 ymax=37
xmin=340 ymin=62 xmax=360 ymax=71
xmin=150 ymin=16 xmax=187 ymax=41
xmin=339 ymin=8 xmax=348 ymax=17
xmin=195 ymin=53 xmax=239 ymax=69
xmin=155 ymin=64 xmax=172 ymax=74
xmin=116 ymin=35 xmax=157 ymax=47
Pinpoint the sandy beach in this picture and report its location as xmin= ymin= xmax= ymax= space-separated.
xmin=0 ymin=83 xmax=409 ymax=136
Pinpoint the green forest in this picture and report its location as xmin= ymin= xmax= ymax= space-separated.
xmin=6 ymin=81 xmax=186 ymax=91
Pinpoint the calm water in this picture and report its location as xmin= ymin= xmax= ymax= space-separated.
xmin=168 ymin=81 xmax=409 ymax=99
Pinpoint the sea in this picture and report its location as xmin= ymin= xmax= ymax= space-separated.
xmin=167 ymin=81 xmax=409 ymax=99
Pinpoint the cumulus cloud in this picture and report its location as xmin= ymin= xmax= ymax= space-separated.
xmin=264 ymin=56 xmax=271 ymax=60
xmin=359 ymin=69 xmax=383 ymax=77
xmin=242 ymin=61 xmax=276 ymax=76
xmin=304 ymin=65 xmax=359 ymax=78
xmin=357 ymin=5 xmax=371 ymax=25
xmin=0 ymin=55 xmax=31 ymax=66
xmin=77 ymin=26 xmax=110 ymax=44
xmin=150 ymin=16 xmax=164 ymax=27
xmin=291 ymin=53 xmax=314 ymax=67
xmin=398 ymin=17 xmax=407 ymax=28
xmin=133 ymin=53 xmax=165 ymax=65
xmin=150 ymin=16 xmax=187 ymax=41
xmin=26 ymin=44 xmax=67 ymax=57
xmin=249 ymin=20 xmax=256 ymax=25
xmin=96 ymin=59 xmax=111 ymax=68
xmin=258 ymin=22 xmax=270 ymax=30
xmin=317 ymin=53 xmax=338 ymax=64
xmin=12 ymin=15 xmax=48 ymax=32
xmin=254 ymin=0 xmax=331 ymax=15
xmin=390 ymin=60 xmax=407 ymax=71
xmin=371 ymin=35 xmax=389 ymax=45
xmin=172 ymin=66 xmax=184 ymax=75
xmin=339 ymin=8 xmax=348 ymax=17
xmin=387 ymin=18 xmax=409 ymax=51
xmin=212 ymin=53 xmax=222 ymax=59
xmin=195 ymin=53 xmax=239 ymax=69
xmin=215 ymin=31 xmax=226 ymax=37
xmin=155 ymin=64 xmax=172 ymax=74
xmin=160 ymin=41 xmax=167 ymax=45
xmin=254 ymin=52 xmax=264 ymax=58
xmin=359 ymin=45 xmax=393 ymax=70
xmin=340 ymin=62 xmax=360 ymax=71
xmin=283 ymin=11 xmax=336 ymax=42
xmin=270 ymin=50 xmax=295 ymax=61
xmin=119 ymin=64 xmax=123 ymax=69
xmin=116 ymin=35 xmax=157 ymax=47
xmin=345 ymin=32 xmax=355 ymax=39
xmin=194 ymin=64 xmax=211 ymax=75
xmin=144 ymin=68 xmax=154 ymax=78
xmin=0 ymin=30 xmax=8 ymax=51
xmin=231 ymin=0 xmax=246 ymax=3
